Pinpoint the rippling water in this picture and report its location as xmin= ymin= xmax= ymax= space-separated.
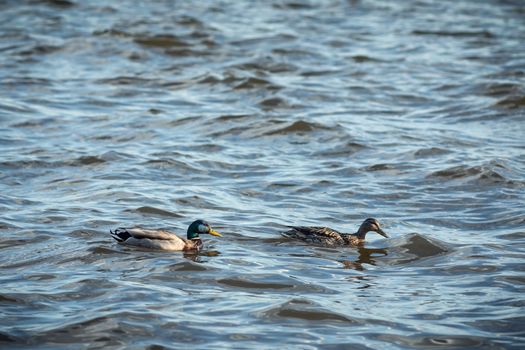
xmin=1 ymin=1 xmax=524 ymax=349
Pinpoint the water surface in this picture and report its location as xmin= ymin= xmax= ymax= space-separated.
xmin=1 ymin=1 xmax=524 ymax=349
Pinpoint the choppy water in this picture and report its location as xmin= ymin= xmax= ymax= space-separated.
xmin=1 ymin=0 xmax=525 ymax=349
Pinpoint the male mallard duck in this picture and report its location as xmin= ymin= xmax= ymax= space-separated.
xmin=110 ymin=219 xmax=221 ymax=251
xmin=282 ymin=218 xmax=388 ymax=247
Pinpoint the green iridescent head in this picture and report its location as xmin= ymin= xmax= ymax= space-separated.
xmin=186 ymin=220 xmax=222 ymax=240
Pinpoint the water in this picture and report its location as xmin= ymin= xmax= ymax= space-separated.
xmin=1 ymin=0 xmax=524 ymax=349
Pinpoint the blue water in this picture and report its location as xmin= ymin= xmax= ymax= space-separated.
xmin=1 ymin=1 xmax=524 ymax=349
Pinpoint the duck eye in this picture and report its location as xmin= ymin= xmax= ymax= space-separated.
xmin=198 ymin=224 xmax=208 ymax=233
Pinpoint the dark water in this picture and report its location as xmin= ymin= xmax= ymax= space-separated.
xmin=1 ymin=0 xmax=525 ymax=349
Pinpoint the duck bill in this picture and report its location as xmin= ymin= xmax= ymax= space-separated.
xmin=209 ymin=229 xmax=222 ymax=237
xmin=377 ymin=228 xmax=389 ymax=238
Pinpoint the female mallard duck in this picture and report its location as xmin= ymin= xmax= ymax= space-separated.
xmin=282 ymin=218 xmax=388 ymax=247
xmin=110 ymin=219 xmax=221 ymax=251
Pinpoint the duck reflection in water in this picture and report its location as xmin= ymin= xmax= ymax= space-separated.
xmin=341 ymin=246 xmax=388 ymax=271
xmin=183 ymin=249 xmax=221 ymax=262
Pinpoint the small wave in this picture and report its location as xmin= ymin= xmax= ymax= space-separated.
xmin=167 ymin=116 xmax=201 ymax=126
xmin=130 ymin=206 xmax=183 ymax=218
xmin=273 ymin=308 xmax=356 ymax=323
xmin=478 ymin=82 xmax=522 ymax=98
xmin=376 ymin=334 xmax=497 ymax=349
xmin=365 ymin=163 xmax=397 ymax=172
xmin=0 ymin=237 xmax=44 ymax=250
xmin=92 ymin=28 xmax=132 ymax=38
xmin=412 ymin=30 xmax=493 ymax=38
xmin=11 ymin=117 xmax=57 ymax=128
xmin=0 ymin=293 xmax=27 ymax=304
xmin=257 ymin=97 xmax=296 ymax=110
xmin=385 ymin=233 xmax=450 ymax=265
xmin=350 ymin=55 xmax=383 ymax=63
xmin=29 ymin=314 xmax=133 ymax=344
xmin=455 ymin=214 xmax=525 ymax=231
xmin=168 ymin=261 xmax=210 ymax=272
xmin=214 ymin=114 xmax=252 ymax=122
xmin=260 ymin=299 xmax=361 ymax=324
xmin=191 ymin=73 xmax=229 ymax=85
xmin=230 ymin=33 xmax=297 ymax=48
xmin=174 ymin=195 xmax=216 ymax=208
xmin=262 ymin=120 xmax=330 ymax=135
xmin=0 ymin=100 xmax=37 ymax=114
xmin=70 ymin=156 xmax=106 ymax=166
xmin=314 ymin=141 xmax=367 ymax=157
xmin=0 ymin=331 xmax=18 ymax=343
xmin=0 ymin=159 xmax=55 ymax=169
xmin=232 ymin=57 xmax=298 ymax=74
xmin=436 ymin=264 xmax=500 ymax=275
xmin=234 ymin=77 xmax=281 ymax=91
xmin=1 ymin=254 xmax=54 ymax=269
xmin=494 ymin=95 xmax=525 ymax=109
xmin=499 ymin=231 xmax=525 ymax=241
xmin=87 ymin=247 xmax=124 ymax=255
xmin=43 ymin=0 xmax=75 ymax=8
xmin=176 ymin=16 xmax=204 ymax=28
xmin=0 ymin=195 xmax=40 ymax=206
xmin=429 ymin=165 xmax=483 ymax=179
xmin=300 ymin=69 xmax=342 ymax=77
xmin=272 ymin=48 xmax=325 ymax=60
xmin=2 ymin=77 xmax=52 ymax=87
xmin=134 ymin=34 xmax=188 ymax=48
xmin=470 ymin=315 xmax=525 ymax=334
xmin=166 ymin=48 xmax=208 ymax=57
xmin=273 ymin=2 xmax=316 ymax=10
xmin=414 ymin=147 xmax=450 ymax=158
xmin=145 ymin=158 xmax=201 ymax=173
xmin=97 ymin=76 xmax=155 ymax=86
xmin=427 ymin=163 xmax=520 ymax=186
xmin=0 ymin=221 xmax=21 ymax=231
xmin=18 ymin=44 xmax=62 ymax=56
xmin=218 ymin=277 xmax=296 ymax=290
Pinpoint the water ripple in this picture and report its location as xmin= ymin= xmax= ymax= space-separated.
xmin=1 ymin=0 xmax=524 ymax=349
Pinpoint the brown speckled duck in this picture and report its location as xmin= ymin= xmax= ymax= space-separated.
xmin=282 ymin=218 xmax=388 ymax=247
xmin=110 ymin=219 xmax=221 ymax=251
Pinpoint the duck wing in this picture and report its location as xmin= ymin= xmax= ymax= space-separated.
xmin=110 ymin=227 xmax=190 ymax=250
xmin=283 ymin=226 xmax=346 ymax=246
xmin=125 ymin=228 xmax=181 ymax=240
xmin=110 ymin=227 xmax=184 ymax=242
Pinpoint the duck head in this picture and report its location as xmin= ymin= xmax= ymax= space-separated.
xmin=356 ymin=218 xmax=388 ymax=239
xmin=187 ymin=220 xmax=222 ymax=240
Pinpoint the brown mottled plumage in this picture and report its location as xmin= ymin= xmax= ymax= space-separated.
xmin=282 ymin=218 xmax=388 ymax=247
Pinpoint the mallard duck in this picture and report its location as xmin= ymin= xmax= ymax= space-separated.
xmin=282 ymin=218 xmax=388 ymax=247
xmin=110 ymin=219 xmax=221 ymax=251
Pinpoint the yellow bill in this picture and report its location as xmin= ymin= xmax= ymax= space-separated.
xmin=209 ymin=229 xmax=222 ymax=237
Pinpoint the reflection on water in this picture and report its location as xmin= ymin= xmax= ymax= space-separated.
xmin=341 ymin=246 xmax=389 ymax=271
xmin=1 ymin=0 xmax=525 ymax=349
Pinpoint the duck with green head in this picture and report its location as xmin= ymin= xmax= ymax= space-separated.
xmin=282 ymin=218 xmax=388 ymax=247
xmin=110 ymin=219 xmax=222 ymax=251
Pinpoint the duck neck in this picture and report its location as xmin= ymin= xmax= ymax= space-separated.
xmin=354 ymin=226 xmax=368 ymax=240
xmin=187 ymin=231 xmax=200 ymax=240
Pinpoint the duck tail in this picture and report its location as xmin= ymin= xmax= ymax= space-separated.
xmin=281 ymin=228 xmax=299 ymax=239
xmin=281 ymin=232 xmax=293 ymax=239
xmin=110 ymin=228 xmax=130 ymax=242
